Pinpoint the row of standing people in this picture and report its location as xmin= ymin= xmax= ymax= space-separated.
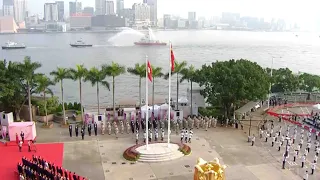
xmin=67 ymin=116 xmax=218 ymax=139
xmin=18 ymin=155 xmax=85 ymax=180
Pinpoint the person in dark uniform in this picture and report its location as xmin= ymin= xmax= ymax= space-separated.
xmin=148 ymin=119 xmax=152 ymax=130
xmin=68 ymin=124 xmax=72 ymax=137
xmin=81 ymin=128 xmax=84 ymax=140
xmin=141 ymin=119 xmax=145 ymax=131
xmin=73 ymin=172 xmax=77 ymax=180
xmin=20 ymin=131 xmax=25 ymax=143
xmin=153 ymin=120 xmax=158 ymax=129
xmin=136 ymin=120 xmax=140 ymax=131
xmin=88 ymin=124 xmax=92 ymax=136
xmin=94 ymin=122 xmax=98 ymax=136
xmin=75 ymin=124 xmax=79 ymax=137
xmin=130 ymin=120 xmax=135 ymax=133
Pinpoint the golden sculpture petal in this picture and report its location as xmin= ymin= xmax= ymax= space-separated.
xmin=194 ymin=157 xmax=226 ymax=180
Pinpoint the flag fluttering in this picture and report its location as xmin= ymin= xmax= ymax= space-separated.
xmin=147 ymin=60 xmax=153 ymax=82
xmin=170 ymin=44 xmax=175 ymax=71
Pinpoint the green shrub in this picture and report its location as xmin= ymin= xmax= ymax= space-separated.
xmin=34 ymin=97 xmax=60 ymax=116
xmin=199 ymin=107 xmax=222 ymax=117
xmin=56 ymin=104 xmax=63 ymax=113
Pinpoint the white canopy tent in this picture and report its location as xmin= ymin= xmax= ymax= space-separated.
xmin=312 ymin=104 xmax=320 ymax=110
xmin=141 ymin=105 xmax=161 ymax=118
xmin=178 ymin=97 xmax=188 ymax=104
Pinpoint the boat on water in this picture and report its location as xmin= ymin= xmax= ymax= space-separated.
xmin=2 ymin=41 xmax=26 ymax=50
xmin=70 ymin=40 xmax=93 ymax=47
xmin=134 ymin=29 xmax=167 ymax=46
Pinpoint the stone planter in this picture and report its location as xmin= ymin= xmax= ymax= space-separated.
xmin=36 ymin=114 xmax=54 ymax=123
xmin=75 ymin=115 xmax=82 ymax=121
xmin=60 ymin=123 xmax=69 ymax=128
xmin=41 ymin=123 xmax=54 ymax=129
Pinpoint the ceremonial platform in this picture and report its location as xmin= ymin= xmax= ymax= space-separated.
xmin=136 ymin=143 xmax=185 ymax=163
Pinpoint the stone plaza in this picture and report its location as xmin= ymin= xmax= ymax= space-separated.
xmin=34 ymin=108 xmax=319 ymax=180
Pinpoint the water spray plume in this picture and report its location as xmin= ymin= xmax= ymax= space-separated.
xmin=108 ymin=28 xmax=145 ymax=46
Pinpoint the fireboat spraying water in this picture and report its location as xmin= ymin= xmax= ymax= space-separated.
xmin=134 ymin=28 xmax=167 ymax=46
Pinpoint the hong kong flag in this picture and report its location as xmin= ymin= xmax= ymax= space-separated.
xmin=170 ymin=44 xmax=175 ymax=71
xmin=147 ymin=60 xmax=153 ymax=82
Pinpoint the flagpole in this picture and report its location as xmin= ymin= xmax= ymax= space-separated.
xmin=167 ymin=42 xmax=171 ymax=147
xmin=145 ymin=55 xmax=149 ymax=150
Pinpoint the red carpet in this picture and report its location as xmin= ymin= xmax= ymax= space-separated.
xmin=0 ymin=143 xmax=63 ymax=180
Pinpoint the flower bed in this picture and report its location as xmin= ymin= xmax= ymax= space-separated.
xmin=123 ymin=143 xmax=145 ymax=161
xmin=123 ymin=142 xmax=192 ymax=161
xmin=178 ymin=143 xmax=192 ymax=155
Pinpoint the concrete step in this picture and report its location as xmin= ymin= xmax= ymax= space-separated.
xmin=140 ymin=152 xmax=182 ymax=160
xmin=140 ymin=151 xmax=176 ymax=158
xmin=138 ymin=152 xmax=184 ymax=162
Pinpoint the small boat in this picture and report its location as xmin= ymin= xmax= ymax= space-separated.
xmin=70 ymin=40 xmax=93 ymax=47
xmin=2 ymin=41 xmax=26 ymax=50
xmin=134 ymin=28 xmax=167 ymax=46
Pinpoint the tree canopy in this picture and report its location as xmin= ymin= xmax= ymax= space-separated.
xmin=1 ymin=56 xmax=320 ymax=120
xmin=193 ymin=59 xmax=270 ymax=116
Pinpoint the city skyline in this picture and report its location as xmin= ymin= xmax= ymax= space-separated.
xmin=1 ymin=0 xmax=318 ymax=19
xmin=1 ymin=0 xmax=320 ymax=30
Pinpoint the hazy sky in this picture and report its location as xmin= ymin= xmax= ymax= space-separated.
xmin=2 ymin=0 xmax=319 ymax=25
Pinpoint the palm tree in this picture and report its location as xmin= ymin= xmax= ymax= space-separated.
xmin=35 ymin=75 xmax=54 ymax=126
xmin=151 ymin=66 xmax=164 ymax=113
xmin=127 ymin=63 xmax=146 ymax=110
xmin=84 ymin=67 xmax=110 ymax=115
xmin=102 ymin=62 xmax=126 ymax=118
xmin=164 ymin=60 xmax=188 ymax=110
xmin=50 ymin=68 xmax=71 ymax=125
xmin=17 ymin=56 xmax=42 ymax=122
xmin=180 ymin=65 xmax=196 ymax=116
xmin=70 ymin=65 xmax=88 ymax=121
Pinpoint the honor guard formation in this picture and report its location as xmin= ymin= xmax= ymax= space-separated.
xmin=256 ymin=118 xmax=319 ymax=179
xmin=66 ymin=115 xmax=219 ymax=145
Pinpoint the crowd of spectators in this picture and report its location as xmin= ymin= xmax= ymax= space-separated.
xmin=17 ymin=155 xmax=86 ymax=180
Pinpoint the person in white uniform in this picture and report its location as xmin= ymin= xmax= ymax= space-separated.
xmin=188 ymin=129 xmax=193 ymax=143
xmin=251 ymin=135 xmax=255 ymax=146
xmin=303 ymin=170 xmax=308 ymax=180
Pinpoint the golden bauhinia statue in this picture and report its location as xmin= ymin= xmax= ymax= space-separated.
xmin=194 ymin=157 xmax=227 ymax=180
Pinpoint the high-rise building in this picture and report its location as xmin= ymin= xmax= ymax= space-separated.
xmin=116 ymin=0 xmax=124 ymax=15
xmin=143 ymin=0 xmax=157 ymax=26
xmin=132 ymin=3 xmax=150 ymax=23
xmin=13 ymin=0 xmax=27 ymax=23
xmin=3 ymin=0 xmax=14 ymax=17
xmin=44 ymin=3 xmax=58 ymax=21
xmin=69 ymin=1 xmax=82 ymax=16
xmin=55 ymin=1 xmax=64 ymax=21
xmin=95 ymin=0 xmax=106 ymax=15
xmin=188 ymin=12 xmax=196 ymax=21
xmin=83 ymin=7 xmax=94 ymax=16
xmin=106 ymin=1 xmax=115 ymax=15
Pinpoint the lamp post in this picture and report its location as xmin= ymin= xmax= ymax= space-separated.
xmin=267 ymin=56 xmax=282 ymax=109
xmin=247 ymin=115 xmax=253 ymax=142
